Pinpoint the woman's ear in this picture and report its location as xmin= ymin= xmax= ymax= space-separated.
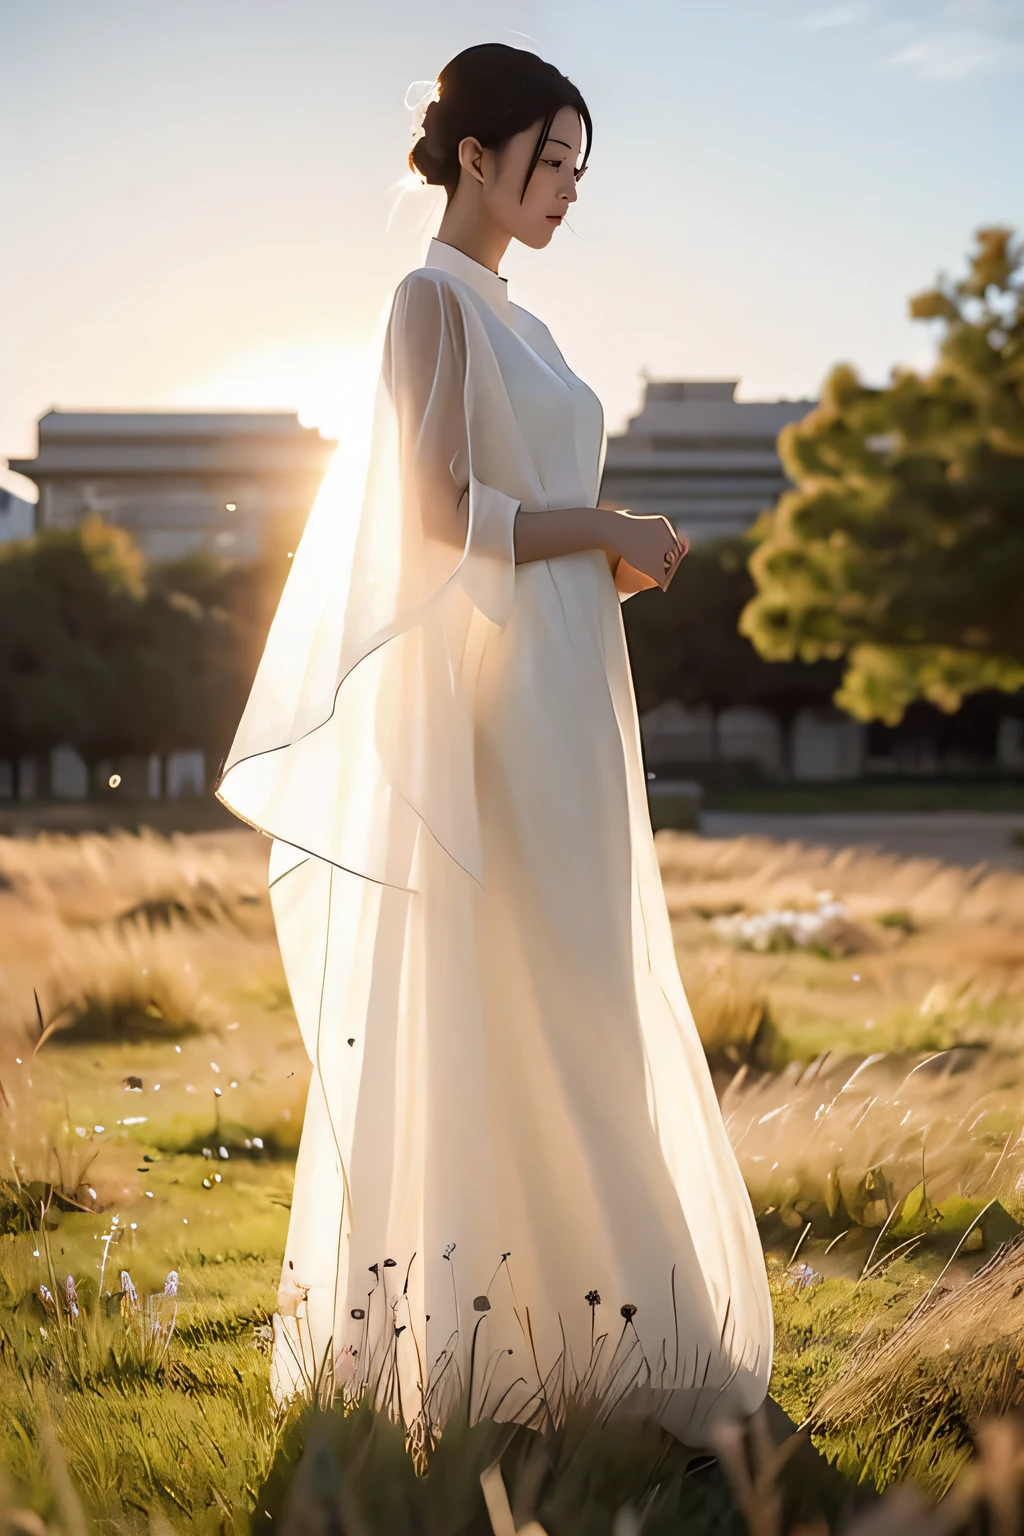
xmin=456 ymin=135 xmax=486 ymax=187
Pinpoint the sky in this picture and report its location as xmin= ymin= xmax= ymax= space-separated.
xmin=1 ymin=0 xmax=1022 ymax=500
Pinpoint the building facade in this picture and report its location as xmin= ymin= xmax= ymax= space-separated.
xmin=600 ymin=378 xmax=815 ymax=544
xmin=7 ymin=410 xmax=336 ymax=562
xmin=600 ymin=379 xmax=869 ymax=781
xmin=0 ymin=486 xmax=35 ymax=543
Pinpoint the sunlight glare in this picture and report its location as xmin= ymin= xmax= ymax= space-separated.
xmin=170 ymin=341 xmax=378 ymax=445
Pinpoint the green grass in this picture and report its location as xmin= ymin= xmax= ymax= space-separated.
xmin=13 ymin=777 xmax=1021 ymax=843
xmin=0 ymin=1204 xmax=874 ymax=1535
xmin=5 ymin=825 xmax=1024 ymax=1530
xmin=2 ymin=1198 xmax=989 ymax=1531
xmin=0 ymin=1100 xmax=1018 ymax=1529
xmin=0 ymin=1213 xmax=285 ymax=1531
xmin=701 ymin=778 xmax=1024 ymax=814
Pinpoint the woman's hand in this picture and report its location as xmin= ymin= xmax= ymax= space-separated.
xmin=514 ymin=502 xmax=687 ymax=589
xmin=606 ymin=510 xmax=688 ymax=591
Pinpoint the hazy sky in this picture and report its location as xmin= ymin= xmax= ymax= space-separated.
xmin=2 ymin=0 xmax=1022 ymax=499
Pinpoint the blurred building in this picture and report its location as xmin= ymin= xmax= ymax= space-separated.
xmin=7 ymin=411 xmax=336 ymax=562
xmin=0 ymin=486 xmax=35 ymax=543
xmin=600 ymin=379 xmax=814 ymax=544
xmin=641 ymin=699 xmax=867 ymax=784
xmin=601 ymin=378 xmax=860 ymax=781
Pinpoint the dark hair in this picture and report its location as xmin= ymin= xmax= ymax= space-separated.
xmin=409 ymin=43 xmax=592 ymax=202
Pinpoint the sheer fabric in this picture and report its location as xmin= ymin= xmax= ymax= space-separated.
xmin=216 ymin=239 xmax=773 ymax=1446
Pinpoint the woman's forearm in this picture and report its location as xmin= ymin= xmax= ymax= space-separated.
xmin=510 ymin=503 xmax=685 ymax=594
xmin=513 ymin=506 xmax=620 ymax=565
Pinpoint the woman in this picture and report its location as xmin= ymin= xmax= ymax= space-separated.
xmin=216 ymin=42 xmax=772 ymax=1448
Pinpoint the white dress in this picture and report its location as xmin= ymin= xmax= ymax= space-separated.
xmin=216 ymin=238 xmax=773 ymax=1446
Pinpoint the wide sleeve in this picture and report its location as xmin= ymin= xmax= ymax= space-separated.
xmin=385 ymin=273 xmax=522 ymax=626
xmin=213 ymin=270 xmax=533 ymax=891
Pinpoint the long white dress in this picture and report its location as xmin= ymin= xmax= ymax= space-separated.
xmin=216 ymin=237 xmax=773 ymax=1447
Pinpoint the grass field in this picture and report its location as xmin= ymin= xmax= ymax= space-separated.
xmin=700 ymin=778 xmax=1024 ymax=814
xmin=3 ymin=824 xmax=1024 ymax=1531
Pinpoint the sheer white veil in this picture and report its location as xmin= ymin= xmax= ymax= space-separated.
xmin=213 ymin=256 xmax=537 ymax=892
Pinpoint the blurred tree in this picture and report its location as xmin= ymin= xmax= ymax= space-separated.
xmin=150 ymin=551 xmax=289 ymax=779
xmin=0 ymin=519 xmax=291 ymax=800
xmin=741 ymin=227 xmax=1024 ymax=724
xmin=0 ymin=518 xmax=143 ymax=795
xmin=624 ymin=540 xmax=841 ymax=774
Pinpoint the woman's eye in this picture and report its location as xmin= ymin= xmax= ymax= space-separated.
xmin=544 ymin=159 xmax=564 ymax=169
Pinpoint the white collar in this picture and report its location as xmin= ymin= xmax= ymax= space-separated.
xmin=424 ymin=238 xmax=512 ymax=324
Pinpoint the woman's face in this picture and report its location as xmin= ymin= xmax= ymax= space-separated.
xmin=458 ymin=105 xmax=585 ymax=250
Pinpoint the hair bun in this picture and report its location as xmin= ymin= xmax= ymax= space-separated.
xmin=409 ymin=99 xmax=448 ymax=184
xmin=406 ymin=43 xmax=591 ymax=199
xmin=410 ymin=136 xmax=444 ymax=183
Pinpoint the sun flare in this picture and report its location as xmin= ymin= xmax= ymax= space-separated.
xmin=170 ymin=341 xmax=377 ymax=444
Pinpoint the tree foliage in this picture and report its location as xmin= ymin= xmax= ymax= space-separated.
xmin=741 ymin=227 xmax=1024 ymax=724
xmin=0 ymin=518 xmax=142 ymax=789
xmin=0 ymin=517 xmax=285 ymax=794
xmin=624 ymin=540 xmax=841 ymax=770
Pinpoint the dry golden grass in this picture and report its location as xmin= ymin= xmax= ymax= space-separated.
xmin=678 ymin=948 xmax=783 ymax=1072
xmin=0 ymin=828 xmax=276 ymax=1047
xmin=722 ymin=1044 xmax=1024 ymax=1236
xmin=656 ymin=829 xmax=1024 ymax=1264
xmin=660 ymin=830 xmax=1024 ymax=1065
xmin=0 ymin=827 xmax=307 ymax=1214
xmin=5 ymin=825 xmax=1024 ymax=1524
xmin=657 ymin=832 xmax=1024 ymax=935
xmin=32 ymin=916 xmax=227 ymax=1044
xmin=794 ymin=1235 xmax=1024 ymax=1502
xmin=0 ymin=827 xmax=270 ymax=929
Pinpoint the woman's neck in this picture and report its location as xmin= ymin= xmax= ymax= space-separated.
xmin=434 ymin=198 xmax=511 ymax=277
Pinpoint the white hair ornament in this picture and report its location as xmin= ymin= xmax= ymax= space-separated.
xmin=386 ymin=78 xmax=445 ymax=236
xmin=404 ymin=78 xmax=442 ymax=147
